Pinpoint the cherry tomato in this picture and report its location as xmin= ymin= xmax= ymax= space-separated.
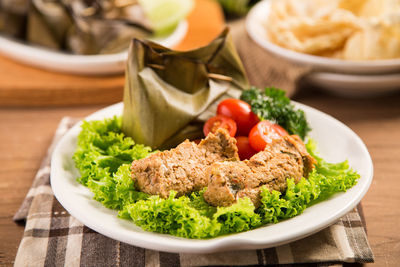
xmin=236 ymin=136 xmax=257 ymax=160
xmin=203 ymin=115 xmax=237 ymax=137
xmin=217 ymin=99 xmax=260 ymax=136
xmin=248 ymin=121 xmax=288 ymax=152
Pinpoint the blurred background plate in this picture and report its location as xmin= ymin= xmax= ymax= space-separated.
xmin=246 ymin=0 xmax=400 ymax=75
xmin=0 ymin=0 xmax=225 ymax=107
xmin=306 ymin=72 xmax=400 ymax=97
xmin=0 ymin=21 xmax=187 ymax=76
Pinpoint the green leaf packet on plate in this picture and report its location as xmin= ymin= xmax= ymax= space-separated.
xmin=122 ymin=28 xmax=249 ymax=149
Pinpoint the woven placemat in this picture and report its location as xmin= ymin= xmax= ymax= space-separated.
xmin=13 ymin=117 xmax=373 ymax=267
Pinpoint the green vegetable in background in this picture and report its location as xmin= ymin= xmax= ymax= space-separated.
xmin=217 ymin=0 xmax=260 ymax=17
xmin=139 ymin=0 xmax=194 ymax=35
xmin=73 ymin=117 xmax=359 ymax=239
xmin=240 ymin=87 xmax=311 ymax=139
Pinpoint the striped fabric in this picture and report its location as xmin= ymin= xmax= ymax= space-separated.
xmin=14 ymin=117 xmax=374 ymax=267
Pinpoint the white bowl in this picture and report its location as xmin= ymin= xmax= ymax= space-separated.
xmin=306 ymin=72 xmax=400 ymax=97
xmin=246 ymin=0 xmax=400 ymax=75
xmin=0 ymin=20 xmax=187 ymax=75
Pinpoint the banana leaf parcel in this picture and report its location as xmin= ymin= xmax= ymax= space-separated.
xmin=1 ymin=0 xmax=152 ymax=54
xmin=65 ymin=0 xmax=152 ymax=54
xmin=122 ymin=28 xmax=249 ymax=149
xmin=27 ymin=0 xmax=72 ymax=50
xmin=0 ymin=0 xmax=30 ymax=38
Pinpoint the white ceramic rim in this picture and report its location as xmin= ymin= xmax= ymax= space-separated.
xmin=0 ymin=20 xmax=188 ymax=75
xmin=50 ymin=102 xmax=373 ymax=254
xmin=309 ymin=71 xmax=400 ymax=83
xmin=246 ymin=0 xmax=400 ymax=74
xmin=306 ymin=71 xmax=400 ymax=96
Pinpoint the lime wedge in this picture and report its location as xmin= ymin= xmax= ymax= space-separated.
xmin=139 ymin=0 xmax=194 ymax=35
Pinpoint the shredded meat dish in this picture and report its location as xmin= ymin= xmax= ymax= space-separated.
xmin=131 ymin=129 xmax=315 ymax=206
xmin=131 ymin=129 xmax=239 ymax=198
xmin=203 ymin=135 xmax=316 ymax=207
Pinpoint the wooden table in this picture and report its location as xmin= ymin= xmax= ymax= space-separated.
xmin=1 ymin=88 xmax=400 ymax=266
xmin=1 ymin=1 xmax=400 ymax=265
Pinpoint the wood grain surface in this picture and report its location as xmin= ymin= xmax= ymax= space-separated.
xmin=1 ymin=0 xmax=400 ymax=265
xmin=0 ymin=0 xmax=224 ymax=107
xmin=1 ymin=88 xmax=400 ymax=266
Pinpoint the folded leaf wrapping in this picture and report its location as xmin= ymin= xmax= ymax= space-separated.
xmin=27 ymin=0 xmax=72 ymax=50
xmin=122 ymin=28 xmax=249 ymax=149
xmin=0 ymin=0 xmax=29 ymax=38
xmin=67 ymin=16 xmax=150 ymax=55
xmin=1 ymin=0 xmax=152 ymax=55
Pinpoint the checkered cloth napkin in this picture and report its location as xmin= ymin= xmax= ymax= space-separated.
xmin=13 ymin=117 xmax=374 ymax=266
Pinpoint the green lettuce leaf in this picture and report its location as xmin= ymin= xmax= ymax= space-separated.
xmin=121 ymin=191 xmax=217 ymax=239
xmin=212 ymin=197 xmax=262 ymax=235
xmin=73 ymin=117 xmax=151 ymax=209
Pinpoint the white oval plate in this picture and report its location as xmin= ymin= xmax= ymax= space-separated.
xmin=0 ymin=21 xmax=187 ymax=75
xmin=51 ymin=102 xmax=373 ymax=254
xmin=246 ymin=0 xmax=400 ymax=75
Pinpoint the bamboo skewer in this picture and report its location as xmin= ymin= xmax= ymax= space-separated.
xmin=147 ymin=64 xmax=166 ymax=70
xmin=146 ymin=64 xmax=233 ymax=82
xmin=80 ymin=0 xmax=138 ymax=17
xmin=115 ymin=0 xmax=138 ymax=8
xmin=207 ymin=73 xmax=233 ymax=82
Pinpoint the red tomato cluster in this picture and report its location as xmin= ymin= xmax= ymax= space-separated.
xmin=203 ymin=99 xmax=288 ymax=160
